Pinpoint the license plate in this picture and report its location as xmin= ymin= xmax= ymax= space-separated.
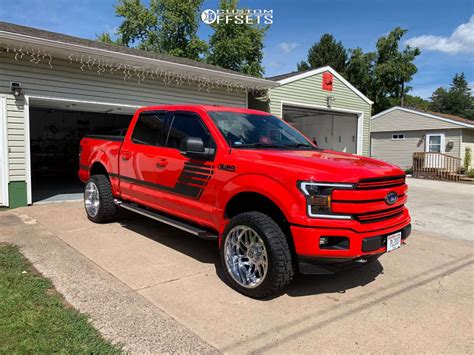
xmin=386 ymin=232 xmax=402 ymax=252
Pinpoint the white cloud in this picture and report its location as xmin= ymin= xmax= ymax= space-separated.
xmin=278 ymin=42 xmax=298 ymax=54
xmin=405 ymin=16 xmax=474 ymax=54
xmin=268 ymin=61 xmax=284 ymax=68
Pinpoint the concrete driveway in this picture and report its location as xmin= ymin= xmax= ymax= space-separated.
xmin=406 ymin=178 xmax=473 ymax=241
xmin=2 ymin=178 xmax=473 ymax=353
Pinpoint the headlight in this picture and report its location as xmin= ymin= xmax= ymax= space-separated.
xmin=299 ymin=182 xmax=354 ymax=219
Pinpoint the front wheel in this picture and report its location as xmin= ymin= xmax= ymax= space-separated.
xmin=84 ymin=175 xmax=118 ymax=223
xmin=220 ymin=212 xmax=293 ymax=298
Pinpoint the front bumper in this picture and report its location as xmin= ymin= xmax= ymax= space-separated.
xmin=291 ymin=213 xmax=411 ymax=274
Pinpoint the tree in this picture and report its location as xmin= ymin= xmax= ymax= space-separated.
xmin=430 ymin=73 xmax=474 ymax=119
xmin=345 ymin=48 xmax=375 ymax=97
xmin=99 ymin=0 xmax=207 ymax=60
xmin=298 ymin=34 xmax=347 ymax=72
xmin=296 ymin=61 xmax=310 ymax=71
xmin=401 ymin=95 xmax=430 ymax=111
xmin=206 ymin=0 xmax=268 ymax=77
xmin=96 ymin=32 xmax=116 ymax=44
xmin=430 ymin=87 xmax=449 ymax=112
xmin=373 ymin=27 xmax=420 ymax=112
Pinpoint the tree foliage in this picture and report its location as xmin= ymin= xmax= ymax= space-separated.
xmin=96 ymin=32 xmax=116 ymax=44
xmin=344 ymin=48 xmax=375 ymax=97
xmin=297 ymin=28 xmax=420 ymax=113
xmin=373 ymin=27 xmax=420 ymax=111
xmin=101 ymin=0 xmax=207 ymax=60
xmin=430 ymin=73 xmax=473 ymax=119
xmin=298 ymin=34 xmax=347 ymax=73
xmin=206 ymin=0 xmax=268 ymax=77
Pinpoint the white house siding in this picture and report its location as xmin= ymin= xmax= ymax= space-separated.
xmin=4 ymin=95 xmax=26 ymax=182
xmin=0 ymin=54 xmax=247 ymax=183
xmin=461 ymin=129 xmax=474 ymax=168
xmin=268 ymin=72 xmax=371 ymax=156
xmin=371 ymin=129 xmax=462 ymax=170
xmin=371 ymin=109 xmax=461 ymax=132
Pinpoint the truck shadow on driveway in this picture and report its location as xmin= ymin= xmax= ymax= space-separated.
xmin=118 ymin=210 xmax=383 ymax=299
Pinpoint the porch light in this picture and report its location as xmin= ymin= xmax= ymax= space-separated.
xmin=10 ymin=82 xmax=23 ymax=97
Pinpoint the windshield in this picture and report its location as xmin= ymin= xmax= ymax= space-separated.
xmin=208 ymin=111 xmax=316 ymax=149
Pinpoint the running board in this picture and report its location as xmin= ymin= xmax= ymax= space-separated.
xmin=119 ymin=202 xmax=218 ymax=240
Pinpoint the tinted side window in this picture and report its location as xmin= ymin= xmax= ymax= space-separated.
xmin=131 ymin=112 xmax=166 ymax=146
xmin=166 ymin=113 xmax=211 ymax=149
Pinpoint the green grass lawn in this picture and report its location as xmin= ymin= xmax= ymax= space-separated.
xmin=0 ymin=244 xmax=122 ymax=353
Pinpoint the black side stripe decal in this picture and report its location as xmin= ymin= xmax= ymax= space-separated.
xmin=82 ymin=163 xmax=214 ymax=200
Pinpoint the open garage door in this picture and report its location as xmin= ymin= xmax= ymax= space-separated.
xmin=283 ymin=105 xmax=359 ymax=153
xmin=28 ymin=97 xmax=135 ymax=203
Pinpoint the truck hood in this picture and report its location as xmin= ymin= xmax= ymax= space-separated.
xmin=239 ymin=149 xmax=404 ymax=182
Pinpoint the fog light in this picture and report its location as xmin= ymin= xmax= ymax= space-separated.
xmin=319 ymin=236 xmax=350 ymax=250
xmin=319 ymin=237 xmax=329 ymax=246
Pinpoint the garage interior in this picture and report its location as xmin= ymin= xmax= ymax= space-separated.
xmin=283 ymin=105 xmax=358 ymax=153
xmin=29 ymin=100 xmax=134 ymax=203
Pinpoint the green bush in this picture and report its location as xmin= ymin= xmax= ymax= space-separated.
xmin=405 ymin=167 xmax=413 ymax=175
xmin=468 ymin=169 xmax=474 ymax=178
xmin=464 ymin=147 xmax=472 ymax=171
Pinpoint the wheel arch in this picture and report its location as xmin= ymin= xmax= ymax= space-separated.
xmin=220 ymin=176 xmax=298 ymax=257
xmin=90 ymin=161 xmax=109 ymax=177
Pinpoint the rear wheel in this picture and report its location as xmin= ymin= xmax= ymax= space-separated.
xmin=221 ymin=212 xmax=293 ymax=298
xmin=84 ymin=175 xmax=117 ymax=223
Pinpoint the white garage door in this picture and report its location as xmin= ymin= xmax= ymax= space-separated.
xmin=283 ymin=106 xmax=358 ymax=153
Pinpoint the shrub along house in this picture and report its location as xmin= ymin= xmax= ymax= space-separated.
xmin=0 ymin=22 xmax=277 ymax=208
xmin=370 ymin=106 xmax=474 ymax=177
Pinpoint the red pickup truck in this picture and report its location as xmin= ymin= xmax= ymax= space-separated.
xmin=79 ymin=105 xmax=411 ymax=298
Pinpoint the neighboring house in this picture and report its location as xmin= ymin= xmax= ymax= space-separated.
xmin=371 ymin=106 xmax=474 ymax=170
xmin=249 ymin=66 xmax=373 ymax=156
xmin=0 ymin=22 xmax=277 ymax=207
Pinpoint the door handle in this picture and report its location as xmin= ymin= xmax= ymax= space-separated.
xmin=156 ymin=158 xmax=168 ymax=168
xmin=121 ymin=151 xmax=132 ymax=161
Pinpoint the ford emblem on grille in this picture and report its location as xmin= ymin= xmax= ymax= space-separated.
xmin=385 ymin=192 xmax=398 ymax=205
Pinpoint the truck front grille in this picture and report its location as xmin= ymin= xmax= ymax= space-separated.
xmin=356 ymin=175 xmax=406 ymax=190
xmin=355 ymin=206 xmax=405 ymax=223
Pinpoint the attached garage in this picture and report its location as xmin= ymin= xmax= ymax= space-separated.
xmin=0 ymin=21 xmax=277 ymax=207
xmin=28 ymin=99 xmax=135 ymax=203
xmin=250 ymin=66 xmax=373 ymax=155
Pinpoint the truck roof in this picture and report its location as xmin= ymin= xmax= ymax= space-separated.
xmin=137 ymin=104 xmax=272 ymax=116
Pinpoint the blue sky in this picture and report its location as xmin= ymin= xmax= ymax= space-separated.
xmin=0 ymin=0 xmax=472 ymax=99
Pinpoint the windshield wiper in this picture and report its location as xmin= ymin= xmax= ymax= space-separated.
xmin=234 ymin=143 xmax=287 ymax=149
xmin=283 ymin=143 xmax=318 ymax=150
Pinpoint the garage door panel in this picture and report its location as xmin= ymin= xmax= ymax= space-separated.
xmin=283 ymin=106 xmax=357 ymax=154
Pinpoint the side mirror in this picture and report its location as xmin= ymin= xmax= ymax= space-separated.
xmin=181 ymin=137 xmax=204 ymax=153
xmin=180 ymin=137 xmax=214 ymax=160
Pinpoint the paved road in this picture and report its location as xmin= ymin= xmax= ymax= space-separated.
xmin=1 ymin=179 xmax=473 ymax=353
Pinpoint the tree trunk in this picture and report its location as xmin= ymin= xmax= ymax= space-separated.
xmin=400 ymin=81 xmax=405 ymax=107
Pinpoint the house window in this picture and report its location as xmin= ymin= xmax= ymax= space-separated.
xmin=392 ymin=133 xmax=405 ymax=140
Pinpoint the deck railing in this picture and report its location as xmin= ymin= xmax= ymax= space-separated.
xmin=413 ymin=152 xmax=462 ymax=181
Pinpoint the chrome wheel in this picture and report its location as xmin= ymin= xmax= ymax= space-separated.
xmin=85 ymin=181 xmax=100 ymax=217
xmin=224 ymin=225 xmax=268 ymax=288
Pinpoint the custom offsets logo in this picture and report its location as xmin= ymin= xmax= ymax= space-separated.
xmin=201 ymin=9 xmax=273 ymax=25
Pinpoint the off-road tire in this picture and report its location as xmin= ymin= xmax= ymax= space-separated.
xmin=220 ymin=211 xmax=294 ymax=299
xmin=84 ymin=174 xmax=118 ymax=223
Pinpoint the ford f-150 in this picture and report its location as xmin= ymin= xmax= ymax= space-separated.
xmin=79 ymin=105 xmax=411 ymax=298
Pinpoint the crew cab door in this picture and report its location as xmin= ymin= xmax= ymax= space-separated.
xmin=154 ymin=110 xmax=217 ymax=223
xmin=119 ymin=110 xmax=167 ymax=206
